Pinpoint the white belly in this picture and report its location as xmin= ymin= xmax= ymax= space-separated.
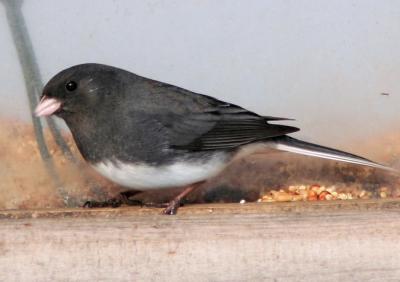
xmin=91 ymin=154 xmax=229 ymax=190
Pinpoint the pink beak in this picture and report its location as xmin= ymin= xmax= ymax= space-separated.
xmin=35 ymin=96 xmax=62 ymax=117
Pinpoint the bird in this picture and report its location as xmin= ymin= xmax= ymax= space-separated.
xmin=35 ymin=63 xmax=394 ymax=214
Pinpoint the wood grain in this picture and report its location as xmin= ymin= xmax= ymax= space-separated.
xmin=1 ymin=200 xmax=400 ymax=281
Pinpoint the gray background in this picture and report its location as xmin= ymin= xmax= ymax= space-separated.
xmin=1 ymin=0 xmax=399 ymax=146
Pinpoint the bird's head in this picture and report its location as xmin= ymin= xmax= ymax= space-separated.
xmin=35 ymin=63 xmax=123 ymax=119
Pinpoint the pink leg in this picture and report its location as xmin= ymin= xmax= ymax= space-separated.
xmin=163 ymin=182 xmax=204 ymax=215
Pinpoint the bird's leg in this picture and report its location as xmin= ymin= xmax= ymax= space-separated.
xmin=162 ymin=182 xmax=204 ymax=215
xmin=83 ymin=190 xmax=142 ymax=208
xmin=119 ymin=190 xmax=145 ymax=206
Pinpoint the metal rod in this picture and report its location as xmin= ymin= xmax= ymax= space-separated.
xmin=2 ymin=0 xmax=77 ymax=162
xmin=1 ymin=0 xmax=77 ymax=206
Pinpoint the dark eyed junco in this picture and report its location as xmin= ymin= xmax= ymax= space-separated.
xmin=35 ymin=63 xmax=393 ymax=214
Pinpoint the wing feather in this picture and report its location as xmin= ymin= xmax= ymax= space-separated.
xmin=165 ymin=100 xmax=298 ymax=151
xmin=137 ymin=79 xmax=299 ymax=151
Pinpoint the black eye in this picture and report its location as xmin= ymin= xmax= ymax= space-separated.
xmin=65 ymin=81 xmax=77 ymax=91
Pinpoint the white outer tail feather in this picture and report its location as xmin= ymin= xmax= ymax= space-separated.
xmin=269 ymin=138 xmax=396 ymax=172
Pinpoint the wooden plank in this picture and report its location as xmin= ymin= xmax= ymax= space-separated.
xmin=1 ymin=200 xmax=400 ymax=281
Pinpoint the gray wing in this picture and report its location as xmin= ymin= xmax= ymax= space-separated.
xmin=168 ymin=102 xmax=298 ymax=151
xmin=132 ymin=79 xmax=299 ymax=151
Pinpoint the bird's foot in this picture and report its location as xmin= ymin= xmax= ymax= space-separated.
xmin=83 ymin=190 xmax=142 ymax=208
xmin=161 ymin=183 xmax=203 ymax=215
xmin=83 ymin=183 xmax=202 ymax=214
xmin=83 ymin=198 xmax=125 ymax=208
xmin=162 ymin=200 xmax=182 ymax=215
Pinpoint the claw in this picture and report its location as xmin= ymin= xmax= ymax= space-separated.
xmin=82 ymin=198 xmax=122 ymax=208
xmin=162 ymin=200 xmax=180 ymax=215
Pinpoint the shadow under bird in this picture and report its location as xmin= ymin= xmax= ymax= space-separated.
xmin=35 ymin=63 xmax=394 ymax=214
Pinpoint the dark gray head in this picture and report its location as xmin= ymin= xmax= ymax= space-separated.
xmin=35 ymin=63 xmax=131 ymax=119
